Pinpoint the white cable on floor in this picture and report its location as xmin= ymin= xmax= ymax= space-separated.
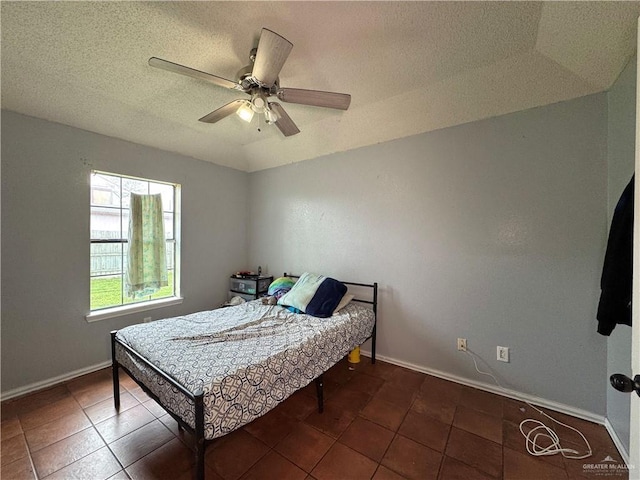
xmin=463 ymin=349 xmax=592 ymax=460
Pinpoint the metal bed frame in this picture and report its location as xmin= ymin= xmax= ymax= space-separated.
xmin=110 ymin=275 xmax=377 ymax=480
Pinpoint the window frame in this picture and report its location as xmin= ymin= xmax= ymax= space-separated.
xmin=86 ymin=170 xmax=182 ymax=322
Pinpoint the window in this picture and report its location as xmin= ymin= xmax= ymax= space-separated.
xmin=89 ymin=171 xmax=181 ymax=317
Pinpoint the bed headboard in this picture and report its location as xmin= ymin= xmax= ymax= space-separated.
xmin=283 ymin=273 xmax=378 ymax=363
xmin=282 ymin=273 xmax=378 ymax=313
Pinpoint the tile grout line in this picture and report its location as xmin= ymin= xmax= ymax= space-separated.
xmin=24 ymin=431 xmax=40 ymax=480
xmin=435 ymin=404 xmax=457 ymax=480
xmin=78 ymin=379 xmax=156 ymax=479
xmin=87 ymin=405 xmax=128 ymax=478
xmin=372 ymin=393 xmax=414 ymax=479
xmin=19 ymin=386 xmax=91 ymax=478
xmin=277 ymin=398 xmax=339 ymax=476
xmin=101 ymin=398 xmax=181 ymax=477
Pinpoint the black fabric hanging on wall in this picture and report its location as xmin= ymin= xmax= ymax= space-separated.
xmin=597 ymin=175 xmax=634 ymax=336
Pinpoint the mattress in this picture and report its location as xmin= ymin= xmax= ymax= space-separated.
xmin=115 ymin=300 xmax=375 ymax=440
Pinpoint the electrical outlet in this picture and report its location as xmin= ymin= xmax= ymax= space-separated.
xmin=497 ymin=346 xmax=509 ymax=362
xmin=144 ymin=316 xmax=152 ymax=323
xmin=457 ymin=338 xmax=467 ymax=351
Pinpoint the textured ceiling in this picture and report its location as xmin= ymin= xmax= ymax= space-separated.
xmin=2 ymin=1 xmax=640 ymax=172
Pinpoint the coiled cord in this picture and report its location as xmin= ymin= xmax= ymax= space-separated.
xmin=463 ymin=349 xmax=592 ymax=460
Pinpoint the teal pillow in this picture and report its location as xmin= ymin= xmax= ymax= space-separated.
xmin=268 ymin=276 xmax=296 ymax=300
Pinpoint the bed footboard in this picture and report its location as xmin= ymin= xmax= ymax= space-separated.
xmin=111 ymin=331 xmax=331 ymax=480
xmin=110 ymin=331 xmax=207 ymax=480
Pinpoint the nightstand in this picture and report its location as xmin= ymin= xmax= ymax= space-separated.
xmin=228 ymin=275 xmax=273 ymax=301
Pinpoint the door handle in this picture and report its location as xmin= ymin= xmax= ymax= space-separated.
xmin=610 ymin=373 xmax=640 ymax=397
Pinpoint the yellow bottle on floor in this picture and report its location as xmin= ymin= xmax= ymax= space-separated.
xmin=348 ymin=346 xmax=361 ymax=364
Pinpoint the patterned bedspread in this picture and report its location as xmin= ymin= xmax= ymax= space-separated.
xmin=115 ymin=300 xmax=375 ymax=440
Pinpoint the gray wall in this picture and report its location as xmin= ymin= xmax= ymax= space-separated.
xmin=1 ymin=92 xmax=616 ymax=419
xmin=1 ymin=111 xmax=248 ymax=393
xmin=606 ymin=56 xmax=636 ymax=452
xmin=248 ymin=93 xmax=609 ymax=415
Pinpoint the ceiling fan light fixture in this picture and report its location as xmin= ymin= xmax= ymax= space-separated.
xmin=265 ymin=105 xmax=280 ymax=124
xmin=251 ymin=95 xmax=266 ymax=113
xmin=236 ymin=101 xmax=254 ymax=122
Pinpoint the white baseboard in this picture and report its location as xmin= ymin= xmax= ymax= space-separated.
xmin=1 ymin=360 xmax=111 ymax=402
xmin=604 ymin=418 xmax=631 ymax=466
xmin=2 ymin=350 xmax=631 ymax=465
xmin=361 ymin=349 xmax=605 ymax=425
xmin=362 ymin=350 xmax=634 ymax=461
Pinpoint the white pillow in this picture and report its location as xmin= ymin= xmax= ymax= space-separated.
xmin=333 ymin=294 xmax=354 ymax=315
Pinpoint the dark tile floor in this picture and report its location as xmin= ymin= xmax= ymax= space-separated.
xmin=1 ymin=358 xmax=628 ymax=480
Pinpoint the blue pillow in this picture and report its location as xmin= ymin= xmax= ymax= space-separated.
xmin=277 ymin=272 xmax=347 ymax=318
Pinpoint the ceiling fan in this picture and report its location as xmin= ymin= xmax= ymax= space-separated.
xmin=149 ymin=28 xmax=351 ymax=137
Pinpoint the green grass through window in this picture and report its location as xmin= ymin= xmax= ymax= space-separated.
xmin=90 ymin=271 xmax=174 ymax=310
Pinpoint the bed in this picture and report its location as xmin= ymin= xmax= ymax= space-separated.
xmin=110 ymin=274 xmax=377 ymax=480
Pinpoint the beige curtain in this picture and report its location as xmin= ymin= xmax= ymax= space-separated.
xmin=126 ymin=193 xmax=167 ymax=298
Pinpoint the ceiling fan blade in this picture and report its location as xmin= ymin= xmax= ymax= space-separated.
xmin=251 ymin=29 xmax=293 ymax=88
xmin=149 ymin=57 xmax=241 ymax=91
xmin=277 ymin=88 xmax=351 ymax=110
xmin=198 ymin=100 xmax=246 ymax=123
xmin=270 ymin=103 xmax=300 ymax=137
